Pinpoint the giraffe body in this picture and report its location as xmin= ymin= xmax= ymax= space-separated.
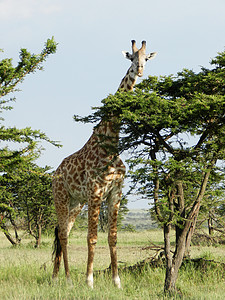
xmin=52 ymin=40 xmax=156 ymax=288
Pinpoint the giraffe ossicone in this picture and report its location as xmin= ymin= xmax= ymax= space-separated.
xmin=52 ymin=40 xmax=156 ymax=288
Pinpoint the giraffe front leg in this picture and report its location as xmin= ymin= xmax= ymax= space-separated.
xmin=108 ymin=194 xmax=121 ymax=289
xmin=86 ymin=201 xmax=101 ymax=288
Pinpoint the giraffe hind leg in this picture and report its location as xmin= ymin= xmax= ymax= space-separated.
xmin=52 ymin=226 xmax=70 ymax=281
xmin=68 ymin=203 xmax=84 ymax=233
xmin=108 ymin=188 xmax=122 ymax=288
xmin=52 ymin=203 xmax=84 ymax=280
xmin=86 ymin=201 xmax=101 ymax=289
xmin=52 ymin=208 xmax=70 ymax=279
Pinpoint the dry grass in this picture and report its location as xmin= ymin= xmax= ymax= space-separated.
xmin=0 ymin=229 xmax=225 ymax=299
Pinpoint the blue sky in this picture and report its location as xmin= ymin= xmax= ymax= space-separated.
xmin=1 ymin=0 xmax=225 ymax=208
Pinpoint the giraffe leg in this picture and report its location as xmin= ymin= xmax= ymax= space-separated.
xmin=86 ymin=201 xmax=101 ymax=288
xmin=52 ymin=189 xmax=71 ymax=280
xmin=52 ymin=206 xmax=83 ymax=281
xmin=68 ymin=204 xmax=84 ymax=234
xmin=108 ymin=190 xmax=122 ymax=288
xmin=59 ymin=204 xmax=84 ymax=280
xmin=52 ymin=223 xmax=70 ymax=280
xmin=57 ymin=225 xmax=70 ymax=279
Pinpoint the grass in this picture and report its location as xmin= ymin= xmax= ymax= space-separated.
xmin=0 ymin=230 xmax=225 ymax=299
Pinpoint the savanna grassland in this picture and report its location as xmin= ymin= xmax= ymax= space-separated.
xmin=0 ymin=229 xmax=225 ymax=300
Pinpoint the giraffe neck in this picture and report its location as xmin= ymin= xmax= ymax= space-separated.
xmin=93 ymin=66 xmax=137 ymax=151
xmin=118 ymin=66 xmax=138 ymax=91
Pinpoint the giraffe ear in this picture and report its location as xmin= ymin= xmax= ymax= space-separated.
xmin=146 ymin=52 xmax=157 ymax=61
xmin=122 ymin=51 xmax=133 ymax=60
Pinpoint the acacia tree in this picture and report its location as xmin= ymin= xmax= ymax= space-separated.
xmin=74 ymin=49 xmax=225 ymax=293
xmin=0 ymin=38 xmax=59 ymax=244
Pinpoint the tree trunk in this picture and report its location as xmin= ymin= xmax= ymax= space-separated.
xmin=208 ymin=215 xmax=214 ymax=235
xmin=10 ymin=217 xmax=21 ymax=244
xmin=164 ymin=223 xmax=187 ymax=293
xmin=163 ymin=160 xmax=214 ymax=293
xmin=0 ymin=224 xmax=19 ymax=246
xmin=164 ymin=224 xmax=175 ymax=292
xmin=184 ymin=206 xmax=199 ymax=257
xmin=35 ymin=220 xmax=42 ymax=248
xmin=99 ymin=210 xmax=106 ymax=232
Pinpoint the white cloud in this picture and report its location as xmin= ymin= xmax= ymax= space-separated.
xmin=0 ymin=0 xmax=62 ymax=20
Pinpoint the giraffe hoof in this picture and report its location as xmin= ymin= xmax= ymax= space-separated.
xmin=113 ymin=276 xmax=121 ymax=289
xmin=86 ymin=276 xmax=94 ymax=289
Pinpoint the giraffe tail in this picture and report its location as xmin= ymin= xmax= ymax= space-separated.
xmin=52 ymin=225 xmax=62 ymax=261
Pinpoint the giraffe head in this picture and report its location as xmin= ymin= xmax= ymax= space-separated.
xmin=122 ymin=40 xmax=156 ymax=77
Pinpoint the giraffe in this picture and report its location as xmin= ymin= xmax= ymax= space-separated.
xmin=52 ymin=40 xmax=156 ymax=288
